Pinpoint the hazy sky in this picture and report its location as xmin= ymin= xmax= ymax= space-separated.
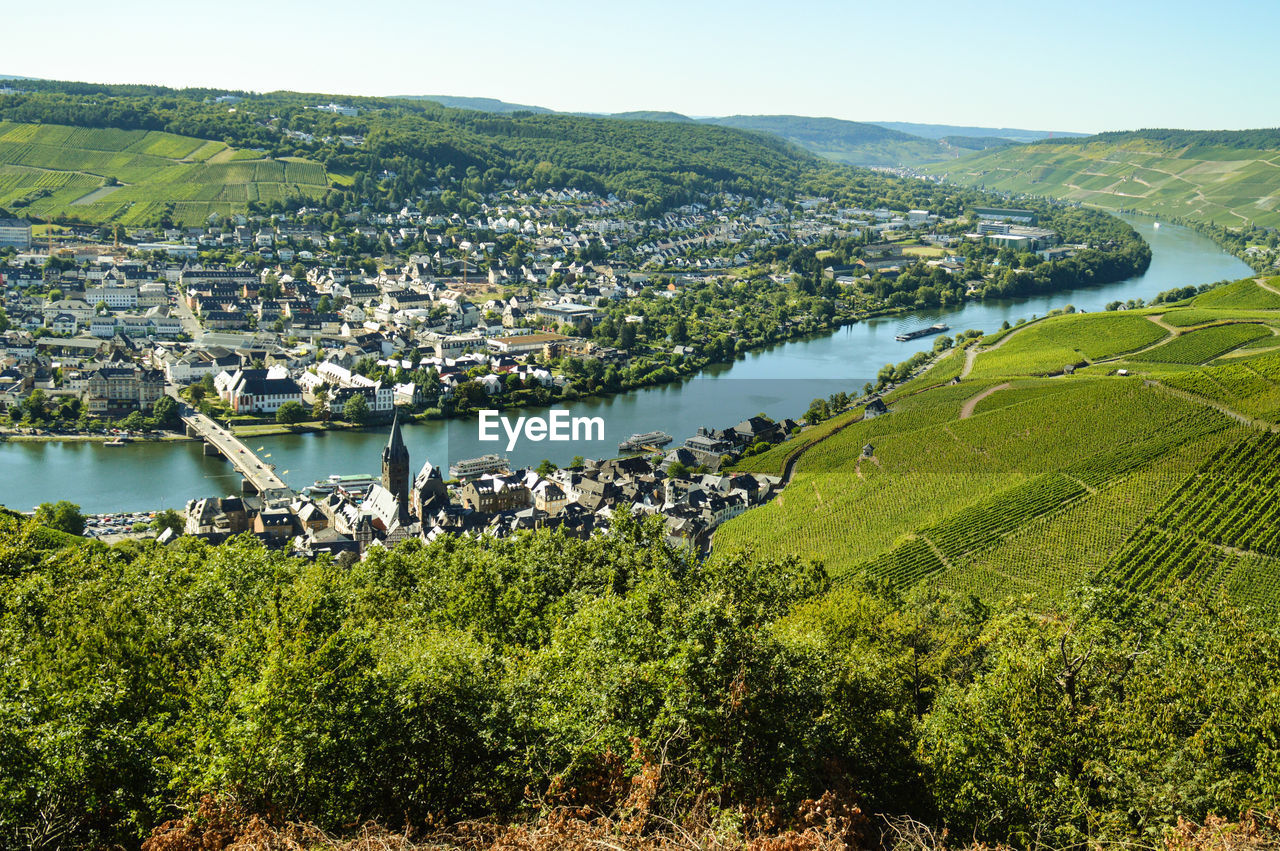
xmin=6 ymin=0 xmax=1277 ymax=133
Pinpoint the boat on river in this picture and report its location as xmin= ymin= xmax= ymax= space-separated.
xmin=618 ymin=430 xmax=673 ymax=452
xmin=302 ymin=473 xmax=379 ymax=497
xmin=449 ymin=454 xmax=510 ymax=479
xmin=895 ymin=323 xmax=949 ymax=342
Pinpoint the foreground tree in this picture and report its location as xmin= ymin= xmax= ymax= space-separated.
xmin=32 ymin=500 xmax=85 ymax=535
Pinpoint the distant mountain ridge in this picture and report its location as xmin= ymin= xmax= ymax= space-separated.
xmin=393 ymin=94 xmax=1072 ymax=167
xmin=873 ymin=121 xmax=1088 ymax=142
xmin=698 ymin=114 xmax=983 ymax=168
xmin=397 ymin=95 xmax=553 ymax=114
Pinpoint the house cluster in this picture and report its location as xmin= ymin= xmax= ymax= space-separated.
xmin=0 ymin=332 xmax=165 ymax=417
xmin=2 ymin=256 xmax=181 ymax=341
xmin=182 ymin=411 xmax=792 ymax=557
xmin=1 ymin=182 xmax=945 ymax=424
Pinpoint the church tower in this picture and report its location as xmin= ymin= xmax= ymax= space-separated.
xmin=382 ymin=411 xmax=411 ymax=524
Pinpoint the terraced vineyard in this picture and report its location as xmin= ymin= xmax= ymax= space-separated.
xmin=1160 ymin=350 xmax=1280 ymax=421
xmin=719 ymin=279 xmax=1280 ymax=610
xmin=1128 ymin=322 xmax=1272 ymax=364
xmin=719 ymin=377 xmax=1232 ymax=581
xmin=1105 ymin=433 xmax=1280 ymax=612
xmin=1193 ymin=278 xmax=1280 ymax=310
xmin=922 ymin=136 xmax=1280 ymax=227
xmin=967 ymin=312 xmax=1167 ymax=378
xmin=0 ymin=121 xmax=332 ymax=225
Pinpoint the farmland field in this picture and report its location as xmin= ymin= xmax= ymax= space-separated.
xmin=715 ymin=376 xmax=1232 ymax=582
xmin=1192 ymin=277 xmax=1280 ymax=310
xmin=1104 ymin=433 xmax=1280 ymax=612
xmin=0 ymin=121 xmax=332 ymax=225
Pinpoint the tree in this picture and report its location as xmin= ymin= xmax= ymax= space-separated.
xmin=33 ymin=500 xmax=85 ymax=535
xmin=150 ymin=509 xmax=184 ymax=537
xmin=536 ymin=459 xmax=557 ymax=477
xmin=275 ymin=400 xmax=306 ymax=425
xmin=343 ymin=393 xmax=371 ymax=425
xmin=805 ymin=398 xmax=830 ymax=425
xmin=151 ymin=395 xmax=179 ymax=428
xmin=669 ymin=315 xmax=689 ymax=345
xmin=47 ymin=288 xmax=64 ymax=303
xmin=94 ymin=300 xmax=108 ymax=315
xmin=21 ymin=389 xmax=47 ymax=421
xmin=667 ymin=460 xmax=690 ymax=479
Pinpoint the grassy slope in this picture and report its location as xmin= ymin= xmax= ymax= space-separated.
xmin=719 ymin=279 xmax=1280 ymax=612
xmin=0 ymin=121 xmax=331 ymax=225
xmin=923 ymin=137 xmax=1280 ymax=227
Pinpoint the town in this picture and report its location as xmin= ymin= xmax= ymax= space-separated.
xmin=0 ymin=186 xmax=1084 ymax=551
xmin=182 ymin=410 xmax=793 ymax=555
xmin=0 ymin=191 xmax=1073 ymax=433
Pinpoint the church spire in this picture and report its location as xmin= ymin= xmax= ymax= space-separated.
xmin=382 ymin=410 xmax=411 ymax=524
xmin=385 ymin=410 xmax=406 ymax=457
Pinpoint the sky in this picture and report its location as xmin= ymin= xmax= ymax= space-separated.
xmin=5 ymin=0 xmax=1279 ymax=133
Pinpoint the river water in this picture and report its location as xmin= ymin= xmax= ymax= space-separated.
xmin=0 ymin=215 xmax=1254 ymax=513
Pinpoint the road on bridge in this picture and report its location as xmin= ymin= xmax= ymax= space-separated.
xmin=176 ymin=398 xmax=293 ymax=499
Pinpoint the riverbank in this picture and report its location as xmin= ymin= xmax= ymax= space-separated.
xmin=0 ymin=429 xmax=193 ymax=443
xmin=228 ymin=420 xmax=367 ymax=438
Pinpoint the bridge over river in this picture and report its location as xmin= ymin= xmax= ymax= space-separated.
xmin=180 ymin=407 xmax=294 ymax=502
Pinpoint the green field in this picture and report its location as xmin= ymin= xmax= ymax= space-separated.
xmin=720 ymin=278 xmax=1280 ymax=610
xmin=924 ymin=138 xmax=1280 ymax=227
xmin=1193 ymin=277 xmax=1280 ymax=310
xmin=967 ymin=312 xmax=1168 ymax=378
xmin=1128 ymin=322 xmax=1273 ymax=364
xmin=0 ymin=122 xmax=332 ymax=225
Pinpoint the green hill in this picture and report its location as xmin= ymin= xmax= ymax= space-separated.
xmin=609 ymin=110 xmax=695 ymax=122
xmin=0 ymin=120 xmax=331 ymax=226
xmin=924 ymin=130 xmax=1280 ymax=227
xmin=719 ymin=276 xmax=1280 ymax=611
xmin=396 ymin=99 xmax=1064 ymax=167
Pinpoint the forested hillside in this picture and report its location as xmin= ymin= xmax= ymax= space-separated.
xmin=0 ymin=82 xmax=988 ymax=225
xmin=3 ymin=510 xmax=1280 ymax=850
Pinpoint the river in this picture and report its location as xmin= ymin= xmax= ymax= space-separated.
xmin=0 ymin=215 xmax=1254 ymax=513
